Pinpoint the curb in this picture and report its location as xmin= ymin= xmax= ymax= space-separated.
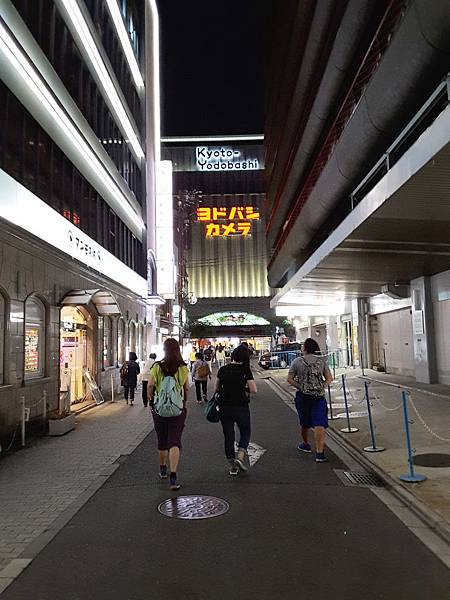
xmin=266 ymin=375 xmax=450 ymax=546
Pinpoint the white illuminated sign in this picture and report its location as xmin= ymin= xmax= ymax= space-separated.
xmin=195 ymin=147 xmax=260 ymax=171
xmin=155 ymin=161 xmax=175 ymax=298
xmin=0 ymin=169 xmax=147 ymax=297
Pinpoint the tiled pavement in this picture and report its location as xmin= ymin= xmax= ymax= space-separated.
xmin=0 ymin=399 xmax=153 ymax=573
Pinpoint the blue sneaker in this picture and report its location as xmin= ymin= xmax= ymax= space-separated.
xmin=297 ymin=442 xmax=312 ymax=453
xmin=315 ymin=452 xmax=328 ymax=463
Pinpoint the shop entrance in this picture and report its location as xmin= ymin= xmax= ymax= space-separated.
xmin=60 ymin=306 xmax=89 ymax=405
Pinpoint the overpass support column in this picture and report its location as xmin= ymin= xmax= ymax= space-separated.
xmin=410 ymin=277 xmax=437 ymax=384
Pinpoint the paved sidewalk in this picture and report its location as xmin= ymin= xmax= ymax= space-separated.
xmin=0 ymin=398 xmax=153 ymax=576
xmin=268 ymin=368 xmax=450 ymax=539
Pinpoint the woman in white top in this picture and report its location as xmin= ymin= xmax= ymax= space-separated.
xmin=216 ymin=345 xmax=226 ymax=368
xmin=141 ymin=353 xmax=156 ymax=407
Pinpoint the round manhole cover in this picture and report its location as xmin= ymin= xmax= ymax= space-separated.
xmin=412 ymin=453 xmax=450 ymax=468
xmin=158 ymin=495 xmax=230 ymax=519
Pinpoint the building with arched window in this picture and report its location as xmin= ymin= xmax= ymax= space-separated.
xmin=0 ymin=0 xmax=166 ymax=443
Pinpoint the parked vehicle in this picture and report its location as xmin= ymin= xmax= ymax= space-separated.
xmin=258 ymin=345 xmax=302 ymax=370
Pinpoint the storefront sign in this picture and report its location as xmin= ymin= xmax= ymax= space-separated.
xmin=196 ymin=206 xmax=260 ymax=237
xmin=195 ymin=147 xmax=260 ymax=171
xmin=0 ymin=169 xmax=147 ymax=297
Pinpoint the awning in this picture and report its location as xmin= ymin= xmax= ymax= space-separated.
xmin=60 ymin=289 xmax=122 ymax=316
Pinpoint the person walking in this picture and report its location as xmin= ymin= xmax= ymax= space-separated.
xmin=120 ymin=351 xmax=140 ymax=406
xmin=215 ymin=346 xmax=257 ymax=476
xmin=191 ymin=352 xmax=211 ymax=403
xmin=140 ymin=352 xmax=157 ymax=407
xmin=147 ymin=338 xmax=189 ymax=491
xmin=189 ymin=347 xmax=197 ymax=369
xmin=203 ymin=345 xmax=213 ymax=370
xmin=287 ymin=338 xmax=333 ymax=462
xmin=216 ymin=344 xmax=226 ymax=368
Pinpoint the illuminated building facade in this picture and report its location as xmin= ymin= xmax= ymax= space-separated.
xmin=0 ymin=0 xmax=163 ymax=442
xmin=162 ymin=136 xmax=273 ymax=340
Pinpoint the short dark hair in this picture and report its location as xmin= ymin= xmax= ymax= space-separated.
xmin=231 ymin=346 xmax=249 ymax=363
xmin=149 ymin=353 xmax=157 ymax=359
xmin=240 ymin=341 xmax=249 ymax=348
xmin=129 ymin=351 xmax=137 ymax=361
xmin=195 ymin=352 xmax=203 ymax=359
xmin=303 ymin=338 xmax=320 ymax=354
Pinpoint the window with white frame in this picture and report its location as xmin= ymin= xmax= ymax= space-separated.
xmin=25 ymin=296 xmax=45 ymax=379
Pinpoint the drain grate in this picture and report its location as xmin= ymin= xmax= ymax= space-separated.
xmin=334 ymin=469 xmax=384 ymax=488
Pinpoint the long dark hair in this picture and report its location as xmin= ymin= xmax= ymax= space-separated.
xmin=160 ymin=338 xmax=186 ymax=375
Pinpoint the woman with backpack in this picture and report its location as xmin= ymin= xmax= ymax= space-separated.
xmin=147 ymin=338 xmax=189 ymax=491
xmin=287 ymin=338 xmax=333 ymax=462
xmin=214 ymin=346 xmax=257 ymax=476
xmin=191 ymin=351 xmax=211 ymax=404
xmin=120 ymin=352 xmax=140 ymax=406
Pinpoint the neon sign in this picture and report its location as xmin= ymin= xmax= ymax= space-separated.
xmin=195 ymin=147 xmax=260 ymax=171
xmin=196 ymin=206 xmax=260 ymax=237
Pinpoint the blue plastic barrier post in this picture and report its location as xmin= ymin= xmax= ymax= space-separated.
xmin=363 ymin=381 xmax=384 ymax=452
xmin=399 ymin=390 xmax=426 ymax=483
xmin=327 ymin=385 xmax=339 ymax=420
xmin=341 ymin=374 xmax=358 ymax=433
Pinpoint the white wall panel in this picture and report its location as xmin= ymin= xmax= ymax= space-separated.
xmin=375 ymin=309 xmax=414 ymax=377
xmin=433 ymin=298 xmax=450 ymax=385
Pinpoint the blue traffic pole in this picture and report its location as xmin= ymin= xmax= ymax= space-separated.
xmin=363 ymin=381 xmax=384 ymax=452
xmin=327 ymin=385 xmax=339 ymax=420
xmin=399 ymin=390 xmax=426 ymax=483
xmin=341 ymin=374 xmax=358 ymax=433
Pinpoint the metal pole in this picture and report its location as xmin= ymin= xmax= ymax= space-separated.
xmin=111 ymin=372 xmax=115 ymax=403
xmin=42 ymin=390 xmax=47 ymax=432
xmin=383 ymin=348 xmax=388 ymax=374
xmin=399 ymin=391 xmax=426 ymax=482
xmin=327 ymin=385 xmax=339 ymax=420
xmin=360 ymin=352 xmax=365 ymax=377
xmin=340 ymin=374 xmax=358 ymax=433
xmin=363 ymin=381 xmax=384 ymax=452
xmin=21 ymin=396 xmax=26 ymax=448
xmin=332 ymin=352 xmax=336 ymax=380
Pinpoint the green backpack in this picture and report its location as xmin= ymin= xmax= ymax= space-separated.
xmin=155 ymin=373 xmax=184 ymax=417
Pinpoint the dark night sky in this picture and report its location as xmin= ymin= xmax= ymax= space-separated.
xmin=156 ymin=0 xmax=271 ymax=137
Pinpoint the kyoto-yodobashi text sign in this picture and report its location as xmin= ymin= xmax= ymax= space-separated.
xmin=196 ymin=206 xmax=260 ymax=237
xmin=195 ymin=147 xmax=260 ymax=171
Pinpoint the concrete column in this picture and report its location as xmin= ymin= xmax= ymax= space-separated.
xmin=410 ymin=276 xmax=437 ymax=383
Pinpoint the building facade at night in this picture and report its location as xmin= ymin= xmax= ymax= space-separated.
xmin=162 ymin=136 xmax=274 ymax=346
xmin=0 ymin=0 xmax=164 ymax=441
xmin=265 ymin=0 xmax=450 ymax=381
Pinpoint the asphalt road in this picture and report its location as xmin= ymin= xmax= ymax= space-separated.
xmin=3 ymin=378 xmax=450 ymax=600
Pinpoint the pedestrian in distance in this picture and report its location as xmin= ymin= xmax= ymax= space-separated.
xmin=287 ymin=337 xmax=333 ymax=462
xmin=203 ymin=345 xmax=214 ymax=370
xmin=191 ymin=352 xmax=211 ymax=404
xmin=216 ymin=344 xmax=226 ymax=368
xmin=215 ymin=345 xmax=257 ymax=476
xmin=120 ymin=351 xmax=140 ymax=406
xmin=147 ymin=338 xmax=189 ymax=491
xmin=189 ymin=346 xmax=197 ymax=369
xmin=140 ymin=352 xmax=157 ymax=407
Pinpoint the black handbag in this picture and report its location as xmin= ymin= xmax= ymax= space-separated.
xmin=205 ymin=392 xmax=221 ymax=423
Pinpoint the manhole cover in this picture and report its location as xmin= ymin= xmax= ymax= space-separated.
xmin=334 ymin=469 xmax=384 ymax=487
xmin=413 ymin=453 xmax=450 ymax=468
xmin=158 ymin=495 xmax=229 ymax=519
